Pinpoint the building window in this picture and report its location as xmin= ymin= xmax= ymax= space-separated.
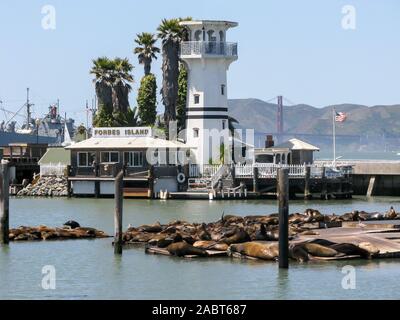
xmin=100 ymin=151 xmax=119 ymax=163
xmin=124 ymin=151 xmax=144 ymax=167
xmin=222 ymin=120 xmax=226 ymax=130
xmin=194 ymin=94 xmax=200 ymax=104
xmin=221 ymin=84 xmax=225 ymax=95
xmin=77 ymin=152 xmax=94 ymax=167
xmin=193 ymin=128 xmax=199 ymax=138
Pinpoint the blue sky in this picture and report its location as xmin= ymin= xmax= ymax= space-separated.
xmin=0 ymin=0 xmax=399 ymax=125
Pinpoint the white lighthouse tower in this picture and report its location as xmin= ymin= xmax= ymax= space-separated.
xmin=179 ymin=20 xmax=238 ymax=166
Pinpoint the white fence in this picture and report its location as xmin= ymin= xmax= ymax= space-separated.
xmin=189 ymin=164 xmax=221 ymax=177
xmin=40 ymin=162 xmax=67 ymax=176
xmin=235 ymin=164 xmax=306 ymax=178
xmin=189 ymin=163 xmax=350 ymax=179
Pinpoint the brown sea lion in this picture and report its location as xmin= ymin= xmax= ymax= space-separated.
xmin=386 ymin=206 xmax=397 ymax=219
xmin=289 ymin=244 xmax=309 ymax=262
xmin=358 ymin=242 xmax=380 ymax=256
xmin=193 ymin=240 xmax=229 ymax=251
xmin=229 ymin=242 xmax=279 ymax=261
xmin=138 ymin=222 xmax=162 ymax=233
xmin=221 ymin=228 xmax=251 ymax=245
xmin=329 ymin=243 xmax=370 ymax=258
xmin=303 ymin=243 xmax=341 ymax=257
xmin=197 ymin=223 xmax=211 ymax=241
xmin=167 ymin=241 xmax=209 ymax=257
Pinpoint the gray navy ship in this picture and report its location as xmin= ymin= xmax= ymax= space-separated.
xmin=0 ymin=89 xmax=75 ymax=147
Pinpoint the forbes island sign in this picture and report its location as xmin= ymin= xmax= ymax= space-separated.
xmin=93 ymin=127 xmax=152 ymax=138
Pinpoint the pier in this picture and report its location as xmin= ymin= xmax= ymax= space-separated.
xmin=316 ymin=160 xmax=400 ymax=197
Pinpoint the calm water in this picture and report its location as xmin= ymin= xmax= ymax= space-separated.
xmin=1 ymin=196 xmax=400 ymax=300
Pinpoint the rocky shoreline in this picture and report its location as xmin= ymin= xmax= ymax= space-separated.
xmin=17 ymin=176 xmax=68 ymax=197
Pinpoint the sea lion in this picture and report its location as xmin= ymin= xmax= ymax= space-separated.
xmin=138 ymin=222 xmax=162 ymax=233
xmin=289 ymin=213 xmax=306 ymax=224
xmin=63 ymin=220 xmax=80 ymax=229
xmin=307 ymin=238 xmax=337 ymax=247
xmin=166 ymin=241 xmax=209 ymax=257
xmin=370 ymin=212 xmax=384 ymax=220
xmin=289 ymin=244 xmax=309 ymax=262
xmin=229 ymin=242 xmax=279 ymax=261
xmin=301 ymin=230 xmax=320 ymax=236
xmin=329 ymin=243 xmax=370 ymax=258
xmin=197 ymin=223 xmax=211 ymax=241
xmin=193 ymin=240 xmax=229 ymax=251
xmin=221 ymin=227 xmax=251 ymax=245
xmin=386 ymin=206 xmax=397 ymax=219
xmin=254 ymin=224 xmax=268 ymax=240
xmin=358 ymin=242 xmax=380 ymax=256
xmin=302 ymin=243 xmax=341 ymax=257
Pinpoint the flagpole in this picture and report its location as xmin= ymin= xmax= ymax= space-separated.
xmin=332 ymin=107 xmax=336 ymax=165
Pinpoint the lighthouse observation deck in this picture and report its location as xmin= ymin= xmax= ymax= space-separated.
xmin=180 ymin=41 xmax=238 ymax=58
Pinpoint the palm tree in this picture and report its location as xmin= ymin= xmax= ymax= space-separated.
xmin=112 ymin=57 xmax=134 ymax=113
xmin=90 ymin=57 xmax=115 ymax=113
xmin=90 ymin=57 xmax=134 ymax=126
xmin=134 ymin=32 xmax=160 ymax=75
xmin=157 ymin=18 xmax=183 ymax=139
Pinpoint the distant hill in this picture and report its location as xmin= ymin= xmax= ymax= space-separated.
xmin=228 ymin=98 xmax=400 ymax=137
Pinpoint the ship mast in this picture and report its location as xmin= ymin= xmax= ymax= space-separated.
xmin=26 ymin=88 xmax=34 ymax=129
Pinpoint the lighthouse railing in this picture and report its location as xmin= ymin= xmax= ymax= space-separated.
xmin=180 ymin=41 xmax=238 ymax=57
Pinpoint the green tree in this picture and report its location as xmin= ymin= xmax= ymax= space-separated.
xmin=90 ymin=57 xmax=134 ymax=127
xmin=157 ymin=19 xmax=182 ymax=138
xmin=134 ymin=32 xmax=160 ymax=76
xmin=137 ymin=74 xmax=157 ymax=126
xmin=176 ymin=62 xmax=188 ymax=131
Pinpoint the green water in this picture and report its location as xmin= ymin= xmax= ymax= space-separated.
xmin=1 ymin=197 xmax=400 ymax=299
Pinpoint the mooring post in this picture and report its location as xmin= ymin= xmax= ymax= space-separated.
xmin=278 ymin=168 xmax=289 ymax=268
xmin=114 ymin=170 xmax=124 ymax=254
xmin=252 ymin=166 xmax=259 ymax=192
xmin=304 ymin=165 xmax=311 ymax=200
xmin=0 ymin=161 xmax=10 ymax=245
xmin=148 ymin=165 xmax=154 ymax=198
xmin=321 ymin=166 xmax=327 ymax=200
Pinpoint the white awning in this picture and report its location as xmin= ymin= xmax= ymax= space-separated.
xmin=65 ymin=137 xmax=195 ymax=150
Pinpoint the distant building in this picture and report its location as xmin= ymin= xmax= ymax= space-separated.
xmin=254 ymin=138 xmax=319 ymax=165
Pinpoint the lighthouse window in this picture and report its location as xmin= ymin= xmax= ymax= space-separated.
xmin=194 ymin=94 xmax=200 ymax=104
xmin=193 ymin=128 xmax=199 ymax=138
xmin=222 ymin=120 xmax=226 ymax=130
xmin=221 ymin=84 xmax=225 ymax=95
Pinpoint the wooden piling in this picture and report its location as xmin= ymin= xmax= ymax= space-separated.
xmin=304 ymin=165 xmax=311 ymax=199
xmin=0 ymin=161 xmax=10 ymax=244
xmin=277 ymin=168 xmax=289 ymax=269
xmin=148 ymin=165 xmax=154 ymax=198
xmin=66 ymin=165 xmax=72 ymax=198
xmin=252 ymin=166 xmax=259 ymax=192
xmin=114 ymin=170 xmax=124 ymax=254
xmin=321 ymin=167 xmax=328 ymax=200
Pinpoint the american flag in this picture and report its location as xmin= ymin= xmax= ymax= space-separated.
xmin=335 ymin=111 xmax=347 ymax=122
